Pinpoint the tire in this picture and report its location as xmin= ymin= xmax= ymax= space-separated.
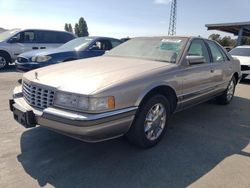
xmin=126 ymin=94 xmax=170 ymax=148
xmin=0 ymin=52 xmax=10 ymax=70
xmin=216 ymin=77 xmax=236 ymax=105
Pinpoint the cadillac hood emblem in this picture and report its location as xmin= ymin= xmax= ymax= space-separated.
xmin=35 ymin=72 xmax=39 ymax=80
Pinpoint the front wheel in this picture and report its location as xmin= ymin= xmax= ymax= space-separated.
xmin=216 ymin=77 xmax=236 ymax=105
xmin=126 ymin=95 xmax=170 ymax=148
xmin=0 ymin=53 xmax=9 ymax=70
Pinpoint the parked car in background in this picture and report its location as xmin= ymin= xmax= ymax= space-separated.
xmin=224 ymin=46 xmax=233 ymax=52
xmin=15 ymin=36 xmax=122 ymax=71
xmin=230 ymin=45 xmax=250 ymax=80
xmin=10 ymin=36 xmax=241 ymax=148
xmin=0 ymin=29 xmax=75 ymax=69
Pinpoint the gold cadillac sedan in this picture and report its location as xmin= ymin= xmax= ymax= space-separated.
xmin=10 ymin=37 xmax=241 ymax=148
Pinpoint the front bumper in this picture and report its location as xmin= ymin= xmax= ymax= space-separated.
xmin=10 ymin=87 xmax=137 ymax=142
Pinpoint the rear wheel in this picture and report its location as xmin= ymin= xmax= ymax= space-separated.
xmin=0 ymin=53 xmax=10 ymax=70
xmin=126 ymin=95 xmax=170 ymax=148
xmin=216 ymin=77 xmax=236 ymax=105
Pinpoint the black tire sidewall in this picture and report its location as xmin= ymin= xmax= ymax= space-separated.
xmin=0 ymin=53 xmax=9 ymax=69
xmin=127 ymin=95 xmax=171 ymax=148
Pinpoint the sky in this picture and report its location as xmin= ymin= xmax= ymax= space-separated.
xmin=0 ymin=0 xmax=250 ymax=38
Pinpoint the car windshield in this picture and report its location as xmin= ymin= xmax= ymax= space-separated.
xmin=60 ymin=37 xmax=93 ymax=50
xmin=105 ymin=37 xmax=186 ymax=63
xmin=0 ymin=29 xmax=20 ymax=41
xmin=230 ymin=47 xmax=250 ymax=57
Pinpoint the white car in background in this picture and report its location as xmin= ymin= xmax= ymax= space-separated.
xmin=230 ymin=46 xmax=250 ymax=80
xmin=0 ymin=29 xmax=76 ymax=70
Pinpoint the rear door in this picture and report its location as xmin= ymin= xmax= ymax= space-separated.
xmin=180 ymin=39 xmax=215 ymax=108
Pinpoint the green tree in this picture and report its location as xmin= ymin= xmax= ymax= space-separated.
xmin=78 ymin=17 xmax=89 ymax=37
xmin=242 ymin=37 xmax=250 ymax=45
xmin=68 ymin=24 xmax=73 ymax=33
xmin=74 ymin=23 xmax=80 ymax=37
xmin=208 ymin=34 xmax=221 ymax=42
xmin=220 ymin=36 xmax=236 ymax=47
xmin=64 ymin=23 xmax=69 ymax=32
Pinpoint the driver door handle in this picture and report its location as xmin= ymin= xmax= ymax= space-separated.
xmin=210 ymin=69 xmax=215 ymax=73
xmin=32 ymin=47 xmax=39 ymax=50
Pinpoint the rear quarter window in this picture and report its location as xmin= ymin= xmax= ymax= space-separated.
xmin=36 ymin=31 xmax=74 ymax=44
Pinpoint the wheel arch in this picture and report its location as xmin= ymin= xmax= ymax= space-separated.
xmin=136 ymin=84 xmax=178 ymax=114
xmin=0 ymin=50 xmax=11 ymax=63
xmin=233 ymin=72 xmax=239 ymax=83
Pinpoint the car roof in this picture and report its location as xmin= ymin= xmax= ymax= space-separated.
xmin=20 ymin=29 xmax=75 ymax=35
xmin=85 ymin=36 xmax=122 ymax=41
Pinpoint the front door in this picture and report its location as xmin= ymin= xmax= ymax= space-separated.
xmin=10 ymin=30 xmax=39 ymax=60
xmin=180 ymin=39 xmax=214 ymax=108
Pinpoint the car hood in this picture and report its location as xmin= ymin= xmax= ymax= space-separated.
xmin=232 ymin=55 xmax=250 ymax=66
xmin=19 ymin=47 xmax=75 ymax=58
xmin=23 ymin=56 xmax=173 ymax=95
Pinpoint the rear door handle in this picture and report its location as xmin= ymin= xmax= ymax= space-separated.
xmin=40 ymin=47 xmax=46 ymax=49
xmin=210 ymin=69 xmax=215 ymax=73
xmin=32 ymin=47 xmax=39 ymax=50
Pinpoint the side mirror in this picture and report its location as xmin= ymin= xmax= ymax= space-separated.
xmin=186 ymin=56 xmax=206 ymax=65
xmin=8 ymin=37 xmax=19 ymax=43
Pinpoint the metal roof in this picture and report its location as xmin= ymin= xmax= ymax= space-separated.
xmin=205 ymin=22 xmax=250 ymax=37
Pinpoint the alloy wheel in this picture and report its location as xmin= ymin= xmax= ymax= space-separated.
xmin=144 ymin=103 xmax=167 ymax=141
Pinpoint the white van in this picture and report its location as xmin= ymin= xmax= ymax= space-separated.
xmin=0 ymin=29 xmax=76 ymax=69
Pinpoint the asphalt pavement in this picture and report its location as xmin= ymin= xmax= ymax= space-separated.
xmin=0 ymin=67 xmax=249 ymax=188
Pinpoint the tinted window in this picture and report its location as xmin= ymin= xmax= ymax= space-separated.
xmin=230 ymin=48 xmax=250 ymax=57
xmin=207 ymin=41 xmax=225 ymax=62
xmin=57 ymin=32 xmax=75 ymax=43
xmin=37 ymin=31 xmax=74 ymax=43
xmin=110 ymin=39 xmax=122 ymax=48
xmin=14 ymin=31 xmax=36 ymax=43
xmin=187 ymin=39 xmax=210 ymax=63
xmin=90 ymin=40 xmax=113 ymax=51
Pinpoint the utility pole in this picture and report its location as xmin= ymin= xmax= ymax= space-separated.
xmin=168 ymin=0 xmax=177 ymax=36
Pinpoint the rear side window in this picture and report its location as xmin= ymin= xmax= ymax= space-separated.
xmin=187 ymin=39 xmax=210 ymax=63
xmin=110 ymin=39 xmax=122 ymax=48
xmin=207 ymin=41 xmax=226 ymax=62
xmin=57 ymin=32 xmax=75 ymax=43
xmin=37 ymin=31 xmax=74 ymax=43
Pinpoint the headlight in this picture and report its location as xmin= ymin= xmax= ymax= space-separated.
xmin=54 ymin=92 xmax=115 ymax=112
xmin=32 ymin=55 xmax=51 ymax=62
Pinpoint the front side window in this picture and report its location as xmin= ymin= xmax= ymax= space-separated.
xmin=13 ymin=31 xmax=36 ymax=43
xmin=207 ymin=41 xmax=225 ymax=62
xmin=187 ymin=39 xmax=210 ymax=63
xmin=90 ymin=40 xmax=112 ymax=51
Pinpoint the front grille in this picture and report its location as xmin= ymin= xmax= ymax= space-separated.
xmin=22 ymin=82 xmax=55 ymax=109
xmin=241 ymin=65 xmax=250 ymax=71
xmin=17 ymin=57 xmax=29 ymax=63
